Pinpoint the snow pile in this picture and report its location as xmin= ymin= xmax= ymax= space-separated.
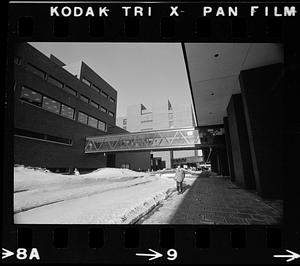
xmin=14 ymin=165 xmax=179 ymax=224
xmin=84 ymin=167 xmax=144 ymax=180
xmin=14 ymin=165 xmax=76 ymax=192
xmin=119 ymin=188 xmax=175 ymax=224
xmin=14 ymin=173 xmax=175 ymax=224
xmin=14 ymin=166 xmax=149 ymax=214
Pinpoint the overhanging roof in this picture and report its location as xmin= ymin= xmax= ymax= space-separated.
xmin=183 ymin=43 xmax=283 ymax=126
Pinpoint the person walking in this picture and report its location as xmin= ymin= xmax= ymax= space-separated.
xmin=174 ymin=165 xmax=185 ymax=194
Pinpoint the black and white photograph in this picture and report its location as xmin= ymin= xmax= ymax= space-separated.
xmin=13 ymin=42 xmax=283 ymax=225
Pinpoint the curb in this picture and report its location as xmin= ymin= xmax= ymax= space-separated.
xmin=120 ymin=187 xmax=176 ymax=224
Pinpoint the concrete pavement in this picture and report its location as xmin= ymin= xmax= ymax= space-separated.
xmin=138 ymin=176 xmax=282 ymax=224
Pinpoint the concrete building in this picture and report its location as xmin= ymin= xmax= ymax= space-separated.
xmin=117 ymin=100 xmax=196 ymax=132
xmin=117 ymin=101 xmax=202 ymax=168
xmin=184 ymin=43 xmax=284 ymax=198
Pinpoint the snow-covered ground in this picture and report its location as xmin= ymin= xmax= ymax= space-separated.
xmin=14 ymin=166 xmax=180 ymax=224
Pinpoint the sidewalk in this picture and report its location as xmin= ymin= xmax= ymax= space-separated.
xmin=138 ymin=176 xmax=282 ymax=224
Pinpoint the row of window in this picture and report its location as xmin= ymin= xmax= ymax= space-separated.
xmin=78 ymin=112 xmax=107 ymax=131
xmin=21 ymin=86 xmax=75 ymax=120
xmin=20 ymin=86 xmax=107 ymax=132
xmin=79 ymin=93 xmax=115 ymax=117
xmin=15 ymin=128 xmax=72 ymax=145
xmin=23 ymin=61 xmax=115 ymax=117
xmin=82 ymin=77 xmax=116 ymax=104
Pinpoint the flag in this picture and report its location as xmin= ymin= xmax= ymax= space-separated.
xmin=168 ymin=99 xmax=173 ymax=111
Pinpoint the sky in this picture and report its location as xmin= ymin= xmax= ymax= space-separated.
xmin=30 ymin=42 xmax=192 ymax=118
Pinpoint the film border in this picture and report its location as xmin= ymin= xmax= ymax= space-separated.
xmin=3 ymin=1 xmax=300 ymax=264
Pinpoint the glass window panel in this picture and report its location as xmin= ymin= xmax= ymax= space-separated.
xmin=78 ymin=112 xmax=88 ymax=124
xmin=80 ymin=95 xmax=89 ymax=103
xmin=109 ymin=97 xmax=115 ymax=103
xmin=100 ymin=106 xmax=107 ymax=113
xmin=100 ymin=90 xmax=108 ymax=98
xmin=90 ymin=101 xmax=99 ymax=109
xmin=61 ymin=104 xmax=74 ymax=119
xmin=63 ymin=85 xmax=77 ymax=96
xmin=82 ymin=77 xmax=91 ymax=87
xmin=48 ymin=76 xmax=63 ymax=88
xmin=42 ymin=96 xmax=60 ymax=114
xmin=98 ymin=120 xmax=107 ymax=131
xmin=27 ymin=64 xmax=46 ymax=79
xmin=91 ymin=84 xmax=100 ymax=93
xmin=20 ymin=86 xmax=42 ymax=106
xmin=88 ymin=116 xmax=98 ymax=128
xmin=108 ymin=111 xmax=114 ymax=117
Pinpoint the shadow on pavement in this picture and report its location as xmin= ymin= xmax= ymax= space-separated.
xmin=169 ymin=176 xmax=206 ymax=224
xmin=182 ymin=184 xmax=191 ymax=193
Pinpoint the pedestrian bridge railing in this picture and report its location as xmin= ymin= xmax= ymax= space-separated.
xmin=85 ymin=127 xmax=203 ymax=153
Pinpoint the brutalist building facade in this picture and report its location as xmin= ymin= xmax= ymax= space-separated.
xmin=13 ymin=43 xmax=120 ymax=171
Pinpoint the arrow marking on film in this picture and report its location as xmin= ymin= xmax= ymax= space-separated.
xmin=136 ymin=249 xmax=163 ymax=261
xmin=2 ymin=248 xmax=14 ymax=259
xmin=274 ymin=250 xmax=300 ymax=262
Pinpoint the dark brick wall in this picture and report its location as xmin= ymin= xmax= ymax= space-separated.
xmin=80 ymin=61 xmax=117 ymax=124
xmin=239 ymin=63 xmax=283 ymax=198
xmin=115 ymin=151 xmax=151 ymax=171
xmin=226 ymin=94 xmax=256 ymax=189
xmin=13 ymin=42 xmax=119 ymax=168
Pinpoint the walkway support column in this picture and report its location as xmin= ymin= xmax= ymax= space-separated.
xmin=226 ymin=94 xmax=256 ymax=189
xmin=239 ymin=63 xmax=283 ymax=198
xmin=224 ymin=117 xmax=235 ymax=181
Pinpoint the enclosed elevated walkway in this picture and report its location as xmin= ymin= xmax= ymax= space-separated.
xmin=85 ymin=127 xmax=224 ymax=153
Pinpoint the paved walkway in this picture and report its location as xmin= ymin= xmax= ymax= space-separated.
xmin=138 ymin=176 xmax=282 ymax=224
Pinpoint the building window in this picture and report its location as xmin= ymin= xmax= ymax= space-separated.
xmin=20 ymin=86 xmax=42 ymax=107
xmin=100 ymin=90 xmax=108 ymax=99
xmin=15 ymin=128 xmax=72 ymax=145
xmin=91 ymin=84 xmax=100 ymax=93
xmin=98 ymin=120 xmax=107 ymax=131
xmin=82 ymin=77 xmax=91 ymax=87
xmin=109 ymin=97 xmax=115 ymax=103
xmin=78 ymin=112 xmax=88 ymax=124
xmin=100 ymin=106 xmax=107 ymax=113
xmin=42 ymin=96 xmax=61 ymax=114
xmin=63 ymin=85 xmax=77 ymax=96
xmin=169 ymin=120 xmax=174 ymax=128
xmin=48 ymin=76 xmax=63 ymax=88
xmin=26 ymin=63 xmax=46 ymax=79
xmin=88 ymin=116 xmax=98 ymax=129
xmin=121 ymin=163 xmax=130 ymax=169
xmin=14 ymin=56 xmax=21 ymax=65
xmin=60 ymin=104 xmax=74 ymax=120
xmin=90 ymin=101 xmax=99 ymax=109
xmin=108 ymin=111 xmax=114 ymax=117
xmin=80 ymin=94 xmax=89 ymax=103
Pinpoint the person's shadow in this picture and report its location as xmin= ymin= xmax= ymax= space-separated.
xmin=182 ymin=184 xmax=192 ymax=193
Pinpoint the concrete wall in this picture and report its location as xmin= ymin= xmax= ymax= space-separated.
xmin=226 ymin=94 xmax=256 ymax=189
xmin=223 ymin=117 xmax=235 ymax=181
xmin=239 ymin=63 xmax=283 ymax=198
